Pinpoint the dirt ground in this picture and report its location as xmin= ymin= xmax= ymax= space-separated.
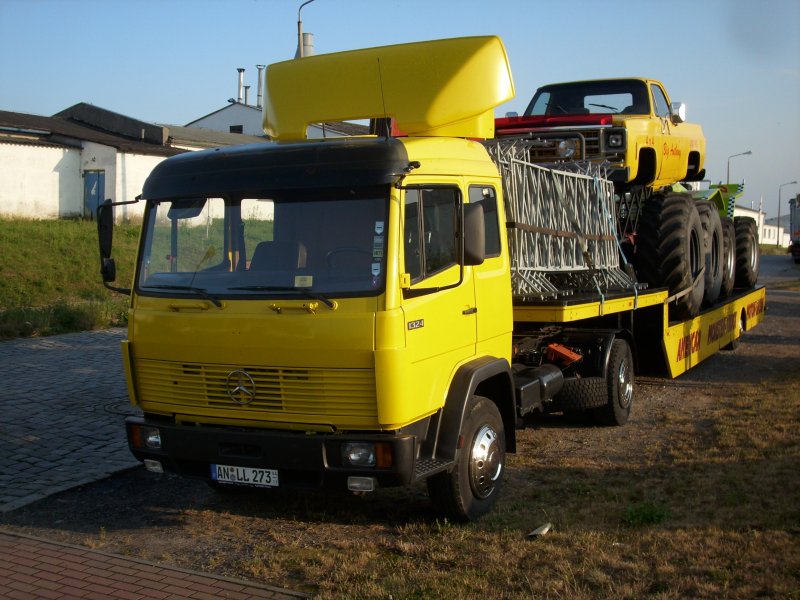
xmin=2 ymin=255 xmax=798 ymax=598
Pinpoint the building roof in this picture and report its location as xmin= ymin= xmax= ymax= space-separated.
xmin=185 ymin=102 xmax=264 ymax=127
xmin=0 ymin=107 xmax=181 ymax=156
xmin=0 ymin=103 xmax=269 ymax=155
xmin=164 ymin=124 xmax=268 ymax=149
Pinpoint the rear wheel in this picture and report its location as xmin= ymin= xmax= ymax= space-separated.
xmin=636 ymin=193 xmax=705 ymax=319
xmin=719 ymin=217 xmax=736 ymax=299
xmin=593 ymin=339 xmax=634 ymax=426
xmin=696 ymin=202 xmax=723 ymax=306
xmin=551 ymin=377 xmax=606 ymax=413
xmin=427 ymin=396 xmax=505 ymax=522
xmin=734 ymin=217 xmax=760 ymax=288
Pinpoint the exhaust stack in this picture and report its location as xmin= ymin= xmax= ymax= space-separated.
xmin=237 ymin=68 xmax=245 ymax=103
xmin=256 ymin=65 xmax=265 ymax=109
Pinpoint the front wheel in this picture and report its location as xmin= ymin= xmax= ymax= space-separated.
xmin=427 ymin=396 xmax=505 ymax=522
xmin=636 ymin=193 xmax=705 ymax=319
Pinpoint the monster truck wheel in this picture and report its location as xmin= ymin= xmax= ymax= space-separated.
xmin=636 ymin=193 xmax=705 ymax=319
xmin=593 ymin=339 xmax=634 ymax=426
xmin=696 ymin=201 xmax=723 ymax=306
xmin=719 ymin=217 xmax=736 ymax=299
xmin=427 ymin=396 xmax=505 ymax=522
xmin=734 ymin=217 xmax=760 ymax=289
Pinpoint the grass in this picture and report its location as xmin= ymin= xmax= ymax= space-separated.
xmin=205 ymin=371 xmax=800 ymax=599
xmin=0 ymin=217 xmax=140 ymax=339
xmin=759 ymin=243 xmax=793 ymax=256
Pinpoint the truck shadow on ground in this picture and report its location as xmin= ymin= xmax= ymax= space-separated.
xmin=3 ymin=446 xmax=798 ymax=540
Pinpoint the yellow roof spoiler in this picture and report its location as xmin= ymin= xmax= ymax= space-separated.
xmin=263 ymin=36 xmax=515 ymax=141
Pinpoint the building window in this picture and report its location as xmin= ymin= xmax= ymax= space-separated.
xmin=229 ymin=125 xmax=243 ymax=134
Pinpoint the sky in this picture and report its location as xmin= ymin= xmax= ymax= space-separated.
xmin=1 ymin=0 xmax=798 ymax=218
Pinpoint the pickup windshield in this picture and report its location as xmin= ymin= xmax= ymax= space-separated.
xmin=525 ymin=79 xmax=650 ymax=116
xmin=137 ymin=187 xmax=389 ymax=299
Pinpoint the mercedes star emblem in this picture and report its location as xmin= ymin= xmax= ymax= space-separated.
xmin=225 ymin=370 xmax=256 ymax=405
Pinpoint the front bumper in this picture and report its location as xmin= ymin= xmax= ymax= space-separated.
xmin=126 ymin=416 xmax=417 ymax=489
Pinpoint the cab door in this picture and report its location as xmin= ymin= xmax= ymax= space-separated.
xmin=650 ymin=82 xmax=682 ymax=182
xmin=400 ymin=184 xmax=477 ymax=416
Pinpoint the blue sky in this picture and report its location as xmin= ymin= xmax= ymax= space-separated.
xmin=1 ymin=0 xmax=798 ymax=217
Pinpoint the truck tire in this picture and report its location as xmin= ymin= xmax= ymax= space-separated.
xmin=550 ymin=377 xmax=606 ymax=412
xmin=427 ymin=396 xmax=505 ymax=522
xmin=696 ymin=202 xmax=723 ymax=306
xmin=593 ymin=339 xmax=634 ymax=426
xmin=719 ymin=217 xmax=736 ymax=299
xmin=636 ymin=193 xmax=705 ymax=319
xmin=734 ymin=217 xmax=760 ymax=289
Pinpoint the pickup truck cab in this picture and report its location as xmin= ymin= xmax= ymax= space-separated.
xmin=495 ymin=78 xmax=706 ymax=191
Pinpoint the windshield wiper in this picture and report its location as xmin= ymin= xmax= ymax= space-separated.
xmin=144 ymin=284 xmax=223 ymax=308
xmin=589 ymin=103 xmax=618 ymax=112
xmin=229 ymin=285 xmax=336 ymax=309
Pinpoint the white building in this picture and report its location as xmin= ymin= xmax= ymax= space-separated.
xmin=186 ymin=66 xmax=369 ymax=139
xmin=0 ymin=103 xmax=266 ymax=222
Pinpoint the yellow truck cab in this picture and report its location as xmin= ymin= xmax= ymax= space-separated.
xmin=97 ymin=37 xmax=764 ymax=521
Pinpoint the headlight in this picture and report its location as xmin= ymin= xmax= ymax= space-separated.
xmin=606 ymin=132 xmax=625 ymax=149
xmin=342 ymin=442 xmax=376 ymax=467
xmin=131 ymin=424 xmax=162 ymax=450
xmin=557 ymin=139 xmax=578 ymax=158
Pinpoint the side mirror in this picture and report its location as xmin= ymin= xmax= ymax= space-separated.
xmin=670 ymin=102 xmax=686 ymax=124
xmin=98 ymin=200 xmax=114 ymax=260
xmin=463 ymin=203 xmax=485 ymax=266
xmin=96 ymin=200 xmax=131 ymax=294
xmin=101 ymin=257 xmax=117 ymax=283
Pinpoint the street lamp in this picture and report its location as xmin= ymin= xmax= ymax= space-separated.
xmin=777 ymin=180 xmax=798 ymax=246
xmin=727 ymin=150 xmax=752 ymax=184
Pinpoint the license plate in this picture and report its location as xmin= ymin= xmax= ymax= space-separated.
xmin=211 ymin=464 xmax=279 ymax=488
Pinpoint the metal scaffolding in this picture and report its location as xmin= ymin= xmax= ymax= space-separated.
xmin=485 ymin=139 xmax=637 ymax=300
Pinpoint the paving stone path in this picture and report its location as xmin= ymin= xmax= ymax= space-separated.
xmin=0 ymin=328 xmax=139 ymax=512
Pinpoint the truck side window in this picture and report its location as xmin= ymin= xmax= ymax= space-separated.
xmin=404 ymin=187 xmax=459 ymax=282
xmin=650 ymin=84 xmax=671 ymax=119
xmin=468 ymin=185 xmax=501 ymax=257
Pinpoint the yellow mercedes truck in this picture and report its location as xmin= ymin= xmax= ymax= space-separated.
xmin=97 ymin=37 xmax=765 ymax=521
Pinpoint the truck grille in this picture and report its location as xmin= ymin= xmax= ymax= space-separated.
xmin=135 ymin=359 xmax=377 ymax=418
xmin=525 ymin=130 xmax=597 ymax=161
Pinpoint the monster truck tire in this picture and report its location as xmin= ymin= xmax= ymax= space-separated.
xmin=719 ymin=217 xmax=736 ymax=299
xmin=636 ymin=193 xmax=705 ymax=319
xmin=551 ymin=377 xmax=607 ymax=412
xmin=696 ymin=201 xmax=723 ymax=306
xmin=734 ymin=217 xmax=760 ymax=289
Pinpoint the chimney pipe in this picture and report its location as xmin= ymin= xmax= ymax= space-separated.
xmin=244 ymin=85 xmax=250 ymax=106
xmin=237 ymin=68 xmax=245 ymax=103
xmin=256 ymin=64 xmax=265 ymax=109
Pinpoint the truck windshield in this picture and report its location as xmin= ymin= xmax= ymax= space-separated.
xmin=525 ymin=80 xmax=650 ymax=116
xmin=137 ymin=187 xmax=389 ymax=299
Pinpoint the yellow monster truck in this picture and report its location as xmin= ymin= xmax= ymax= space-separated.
xmin=496 ymin=78 xmax=759 ymax=321
xmin=495 ymin=77 xmax=706 ymax=189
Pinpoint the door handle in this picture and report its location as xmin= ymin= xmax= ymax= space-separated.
xmin=462 ymin=307 xmax=477 ymax=315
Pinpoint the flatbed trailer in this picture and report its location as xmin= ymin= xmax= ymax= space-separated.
xmin=514 ymin=286 xmax=766 ymax=378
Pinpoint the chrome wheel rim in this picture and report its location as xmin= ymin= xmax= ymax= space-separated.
xmin=468 ymin=425 xmax=502 ymax=499
xmin=618 ymin=358 xmax=633 ymax=409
